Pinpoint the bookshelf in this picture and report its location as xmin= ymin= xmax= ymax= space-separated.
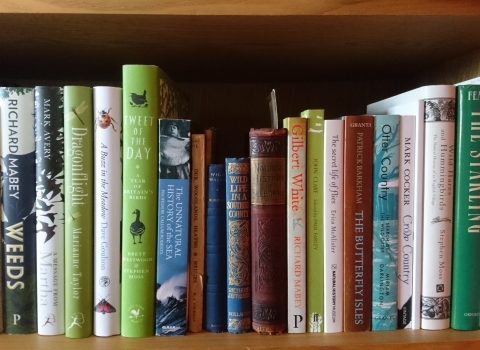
xmin=1 ymin=0 xmax=480 ymax=348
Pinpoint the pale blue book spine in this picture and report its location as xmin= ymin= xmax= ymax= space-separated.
xmin=372 ymin=115 xmax=400 ymax=331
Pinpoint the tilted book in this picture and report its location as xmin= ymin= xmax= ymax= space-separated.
xmin=64 ymin=86 xmax=94 ymax=338
xmin=367 ymin=84 xmax=455 ymax=329
xmin=225 ymin=157 xmax=252 ymax=334
xmin=156 ymin=119 xmax=191 ymax=335
xmin=205 ymin=163 xmax=227 ymax=333
xmin=420 ymin=97 xmax=455 ymax=330
xmin=283 ymin=117 xmax=307 ymax=333
xmin=342 ymin=115 xmax=374 ymax=332
xmin=0 ymin=87 xmax=37 ymax=334
xmin=188 ymin=132 xmax=206 ymax=333
xmin=249 ymin=128 xmax=288 ymax=335
xmin=121 ymin=65 xmax=159 ymax=337
xmin=158 ymin=68 xmax=189 ymax=120
xmin=35 ymin=86 xmax=65 ymax=335
xmin=93 ymin=86 xmax=122 ymax=336
xmin=300 ymin=109 xmax=325 ymax=333
xmin=371 ymin=115 xmax=400 ymax=331
xmin=323 ymin=119 xmax=344 ymax=333
xmin=451 ymin=85 xmax=480 ymax=330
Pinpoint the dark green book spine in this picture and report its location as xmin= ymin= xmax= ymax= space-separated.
xmin=451 ymin=85 xmax=480 ymax=330
xmin=0 ymin=87 xmax=37 ymax=334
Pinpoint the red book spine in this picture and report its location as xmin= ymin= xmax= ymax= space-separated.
xmin=249 ymin=128 xmax=288 ymax=335
xmin=342 ymin=116 xmax=374 ymax=332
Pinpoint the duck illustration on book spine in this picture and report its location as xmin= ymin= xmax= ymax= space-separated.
xmin=130 ymin=209 xmax=145 ymax=244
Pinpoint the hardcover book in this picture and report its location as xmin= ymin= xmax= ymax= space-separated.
xmin=35 ymin=86 xmax=65 ymax=335
xmin=205 ymin=163 xmax=227 ymax=332
xmin=156 ymin=118 xmax=191 ymax=335
xmin=93 ymin=86 xmax=122 ymax=337
xmin=420 ymin=97 xmax=455 ymax=330
xmin=323 ymin=119 xmax=344 ymax=333
xmin=367 ymin=85 xmax=456 ymax=329
xmin=371 ymin=115 xmax=400 ymax=331
xmin=249 ymin=128 xmax=288 ymax=335
xmin=158 ymin=68 xmax=189 ymax=120
xmin=342 ymin=115 xmax=374 ymax=332
xmin=121 ymin=64 xmax=159 ymax=337
xmin=284 ymin=117 xmax=307 ymax=333
xmin=451 ymin=84 xmax=480 ymax=330
xmin=0 ymin=87 xmax=37 ymax=334
xmin=64 ymin=86 xmax=94 ymax=338
xmin=188 ymin=132 xmax=206 ymax=333
xmin=301 ymin=109 xmax=325 ymax=333
xmin=225 ymin=157 xmax=252 ymax=334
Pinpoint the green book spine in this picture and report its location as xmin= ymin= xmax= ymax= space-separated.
xmin=301 ymin=109 xmax=325 ymax=332
xmin=0 ymin=87 xmax=37 ymax=334
xmin=64 ymin=86 xmax=94 ymax=338
xmin=451 ymin=85 xmax=480 ymax=330
xmin=121 ymin=64 xmax=159 ymax=337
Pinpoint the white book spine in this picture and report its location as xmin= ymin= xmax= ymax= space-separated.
xmin=396 ymin=114 xmax=416 ymax=329
xmin=93 ymin=86 xmax=122 ymax=336
xmin=420 ymin=98 xmax=455 ymax=330
xmin=285 ymin=117 xmax=307 ymax=333
xmin=323 ymin=119 xmax=344 ymax=333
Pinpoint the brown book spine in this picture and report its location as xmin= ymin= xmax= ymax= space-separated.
xmin=343 ymin=115 xmax=374 ymax=332
xmin=249 ymin=128 xmax=288 ymax=335
xmin=188 ymin=133 xmax=206 ymax=332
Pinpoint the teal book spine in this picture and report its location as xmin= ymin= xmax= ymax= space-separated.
xmin=451 ymin=85 xmax=480 ymax=330
xmin=0 ymin=87 xmax=37 ymax=334
xmin=371 ymin=115 xmax=400 ymax=331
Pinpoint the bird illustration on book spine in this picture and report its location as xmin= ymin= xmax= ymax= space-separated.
xmin=129 ymin=90 xmax=148 ymax=107
xmin=130 ymin=209 xmax=145 ymax=244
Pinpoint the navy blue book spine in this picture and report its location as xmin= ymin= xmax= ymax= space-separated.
xmin=225 ymin=158 xmax=252 ymax=333
xmin=205 ymin=164 xmax=227 ymax=332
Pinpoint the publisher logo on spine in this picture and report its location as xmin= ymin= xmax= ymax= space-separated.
xmin=128 ymin=304 xmax=145 ymax=323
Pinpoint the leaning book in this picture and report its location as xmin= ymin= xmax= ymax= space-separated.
xmin=0 ymin=87 xmax=37 ymax=334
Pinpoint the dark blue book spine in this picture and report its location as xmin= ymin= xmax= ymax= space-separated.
xmin=205 ymin=164 xmax=227 ymax=332
xmin=225 ymin=158 xmax=251 ymax=333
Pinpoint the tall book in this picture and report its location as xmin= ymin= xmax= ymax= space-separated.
xmin=371 ymin=115 xmax=400 ymax=331
xmin=64 ymin=86 xmax=94 ymax=338
xmin=283 ymin=117 xmax=307 ymax=333
xmin=300 ymin=109 xmax=325 ymax=333
xmin=205 ymin=163 xmax=227 ymax=332
xmin=397 ymin=114 xmax=416 ymax=329
xmin=35 ymin=86 xmax=65 ymax=335
xmin=158 ymin=68 xmax=189 ymax=120
xmin=0 ymin=87 xmax=37 ymax=334
xmin=187 ymin=132 xmax=206 ymax=333
xmin=342 ymin=115 xmax=374 ymax=332
xmin=121 ymin=64 xmax=159 ymax=337
xmin=93 ymin=86 xmax=122 ymax=336
xmin=451 ymin=84 xmax=480 ymax=330
xmin=249 ymin=128 xmax=288 ymax=334
xmin=323 ymin=119 xmax=344 ymax=333
xmin=156 ymin=119 xmax=191 ymax=335
xmin=225 ymin=157 xmax=252 ymax=334
xmin=367 ymin=85 xmax=456 ymax=329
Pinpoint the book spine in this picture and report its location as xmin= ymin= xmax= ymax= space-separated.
xmin=420 ymin=98 xmax=456 ymax=330
xmin=188 ymin=133 xmax=206 ymax=333
xmin=35 ymin=86 xmax=65 ymax=335
xmin=343 ymin=115 xmax=374 ymax=332
xmin=301 ymin=109 xmax=325 ymax=333
xmin=64 ymin=86 xmax=94 ymax=338
xmin=284 ymin=117 xmax=307 ymax=333
xmin=158 ymin=68 xmax=189 ymax=120
xmin=323 ymin=119 xmax=344 ymax=333
xmin=93 ymin=86 xmax=122 ymax=336
xmin=249 ymin=128 xmax=288 ymax=335
xmin=451 ymin=85 xmax=480 ymax=330
xmin=156 ymin=119 xmax=191 ymax=335
xmin=225 ymin=157 xmax=252 ymax=333
xmin=371 ymin=115 xmax=400 ymax=331
xmin=0 ymin=87 xmax=37 ymax=334
xmin=121 ymin=65 xmax=159 ymax=338
xmin=397 ymin=114 xmax=416 ymax=329
xmin=205 ymin=163 xmax=227 ymax=332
